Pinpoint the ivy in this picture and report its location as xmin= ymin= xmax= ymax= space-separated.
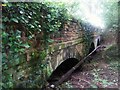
xmin=2 ymin=2 xmax=71 ymax=88
xmin=2 ymin=2 xmax=70 ymax=61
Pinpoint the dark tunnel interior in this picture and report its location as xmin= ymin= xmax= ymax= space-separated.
xmin=97 ymin=39 xmax=100 ymax=46
xmin=47 ymin=58 xmax=80 ymax=84
xmin=89 ymin=42 xmax=95 ymax=54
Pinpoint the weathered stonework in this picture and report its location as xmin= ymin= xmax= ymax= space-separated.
xmin=45 ymin=39 xmax=85 ymax=72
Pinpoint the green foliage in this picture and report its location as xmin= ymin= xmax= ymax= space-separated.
xmin=2 ymin=2 xmax=70 ymax=88
xmin=102 ymin=1 xmax=118 ymax=29
xmin=2 ymin=2 xmax=70 ymax=53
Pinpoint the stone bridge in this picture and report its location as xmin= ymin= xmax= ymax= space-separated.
xmin=44 ymin=20 xmax=101 ymax=82
xmin=2 ymin=19 xmax=101 ymax=88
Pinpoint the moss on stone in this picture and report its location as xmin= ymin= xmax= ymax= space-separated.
xmin=48 ymin=46 xmax=52 ymax=53
xmin=61 ymin=44 xmax=65 ymax=49
xmin=54 ymin=45 xmax=59 ymax=51
xmin=51 ymin=46 xmax=54 ymax=52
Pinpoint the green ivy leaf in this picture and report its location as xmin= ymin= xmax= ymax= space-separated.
xmin=21 ymin=43 xmax=30 ymax=48
xmin=48 ymin=39 xmax=54 ymax=43
xmin=90 ymin=84 xmax=98 ymax=88
xmin=3 ymin=17 xmax=9 ymax=22
xmin=10 ymin=18 xmax=19 ymax=23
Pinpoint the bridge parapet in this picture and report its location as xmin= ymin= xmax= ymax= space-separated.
xmin=47 ymin=38 xmax=83 ymax=55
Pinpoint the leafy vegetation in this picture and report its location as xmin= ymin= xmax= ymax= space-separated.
xmin=2 ymin=2 xmax=71 ymax=88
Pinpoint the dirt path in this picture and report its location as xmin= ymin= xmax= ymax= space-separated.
xmin=66 ymin=31 xmax=119 ymax=88
xmin=69 ymin=53 xmax=118 ymax=88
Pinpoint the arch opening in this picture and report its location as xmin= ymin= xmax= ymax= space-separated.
xmin=97 ymin=39 xmax=100 ymax=46
xmin=89 ymin=42 xmax=95 ymax=54
xmin=47 ymin=58 xmax=79 ymax=84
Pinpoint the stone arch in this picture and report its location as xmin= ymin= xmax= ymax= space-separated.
xmin=47 ymin=58 xmax=79 ymax=84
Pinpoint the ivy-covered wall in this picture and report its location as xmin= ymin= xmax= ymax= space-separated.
xmin=2 ymin=2 xmax=93 ymax=88
xmin=2 ymin=2 xmax=71 ymax=88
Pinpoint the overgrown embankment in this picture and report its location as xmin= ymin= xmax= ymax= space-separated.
xmin=2 ymin=2 xmax=71 ymax=88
